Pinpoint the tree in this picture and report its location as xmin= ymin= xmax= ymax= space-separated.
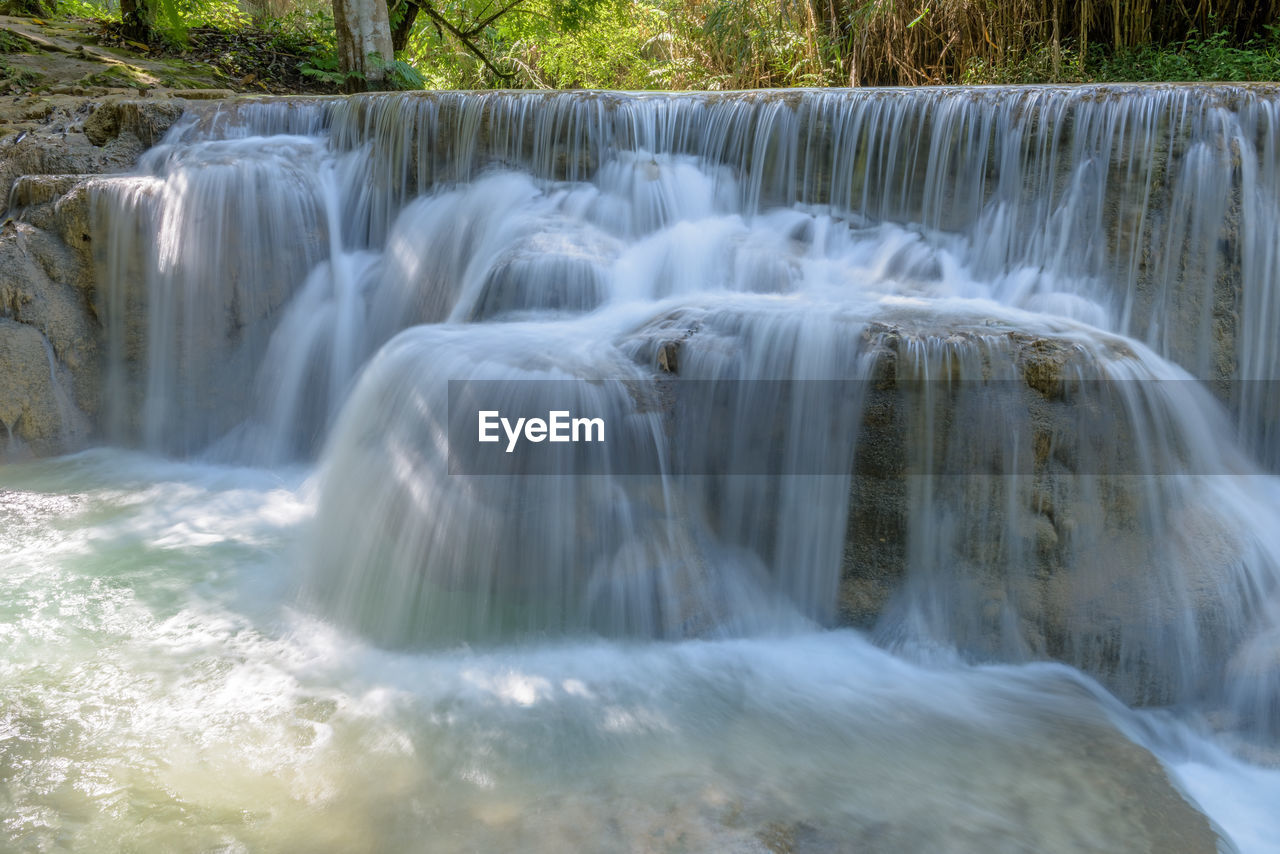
xmin=329 ymin=0 xmax=608 ymax=92
xmin=385 ymin=0 xmax=610 ymax=85
xmin=389 ymin=0 xmax=526 ymax=80
xmin=115 ymin=0 xmax=192 ymax=45
xmin=333 ymin=0 xmax=397 ymax=91
xmin=119 ymin=0 xmax=156 ymax=42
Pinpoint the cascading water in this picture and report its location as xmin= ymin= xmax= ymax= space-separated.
xmin=5 ymin=85 xmax=1280 ymax=851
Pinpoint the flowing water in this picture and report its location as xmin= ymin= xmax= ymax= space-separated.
xmin=5 ymin=85 xmax=1280 ymax=851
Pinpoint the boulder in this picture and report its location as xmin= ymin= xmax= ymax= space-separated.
xmin=7 ymin=174 xmax=82 ymax=209
xmin=81 ymin=99 xmax=122 ymax=147
xmin=0 ymin=129 xmax=137 ymax=210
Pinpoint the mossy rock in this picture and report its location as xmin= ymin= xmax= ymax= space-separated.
xmin=78 ymin=64 xmax=150 ymax=91
xmin=0 ymin=28 xmax=38 ymax=54
xmin=0 ymin=58 xmax=43 ymax=91
xmin=0 ymin=0 xmax=56 ymax=15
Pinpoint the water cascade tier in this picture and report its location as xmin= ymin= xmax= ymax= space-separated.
xmin=92 ymin=84 xmax=1280 ymax=709
xmin=5 ymin=84 xmax=1278 ymax=850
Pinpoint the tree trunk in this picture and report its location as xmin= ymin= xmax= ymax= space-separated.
xmin=120 ymin=0 xmax=154 ymax=43
xmin=333 ymin=0 xmax=396 ymax=92
xmin=390 ymin=0 xmax=420 ymax=54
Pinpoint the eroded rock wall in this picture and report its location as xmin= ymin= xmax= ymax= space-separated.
xmin=0 ymin=97 xmax=183 ymax=458
xmin=640 ymin=312 xmax=1252 ymax=709
xmin=839 ymin=325 xmax=1249 ymax=707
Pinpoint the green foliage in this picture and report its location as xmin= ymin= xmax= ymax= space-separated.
xmin=1090 ymin=27 xmax=1280 ymax=83
xmin=247 ymin=4 xmax=340 ymax=89
xmin=59 ymin=0 xmax=249 ymax=45
xmin=0 ymin=30 xmax=33 ymax=53
xmin=56 ymin=0 xmax=114 ymax=19
xmin=299 ymin=49 xmax=355 ymax=85
xmin=176 ymin=0 xmax=249 ymax=31
xmin=148 ymin=0 xmax=192 ymax=44
xmin=961 ymin=26 xmax=1280 ymax=84
xmin=298 ymin=51 xmax=422 ymax=90
xmin=399 ymin=0 xmax=850 ymax=90
xmin=17 ymin=0 xmax=1280 ymax=92
xmin=370 ymin=52 xmax=426 ymax=88
xmin=258 ymin=3 xmax=337 ymax=54
xmin=698 ymin=0 xmax=837 ymax=87
xmin=961 ymin=44 xmax=1085 ymax=85
xmin=398 ymin=0 xmax=630 ymax=88
xmin=0 ymin=0 xmax=53 ymax=15
xmin=547 ymin=0 xmax=609 ymax=31
xmin=502 ymin=0 xmax=652 ymax=88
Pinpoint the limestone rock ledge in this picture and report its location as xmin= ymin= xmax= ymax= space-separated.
xmin=840 ymin=321 xmax=1242 ymax=708
xmin=0 ymin=98 xmax=185 ymax=459
xmin=633 ymin=308 xmax=1248 ymax=709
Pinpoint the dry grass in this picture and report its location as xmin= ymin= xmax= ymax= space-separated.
xmin=678 ymin=0 xmax=1280 ymax=87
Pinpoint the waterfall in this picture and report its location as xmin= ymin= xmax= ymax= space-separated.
xmin=91 ymin=85 xmax=1280 ymax=747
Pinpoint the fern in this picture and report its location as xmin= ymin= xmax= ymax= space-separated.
xmin=300 ymin=52 xmax=363 ymax=87
xmin=384 ymin=57 xmax=426 ymax=89
xmin=367 ymin=51 xmax=427 ymax=90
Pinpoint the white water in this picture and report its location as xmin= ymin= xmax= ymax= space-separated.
xmin=2 ymin=450 xmax=1272 ymax=852
xmin=5 ymin=85 xmax=1280 ymax=850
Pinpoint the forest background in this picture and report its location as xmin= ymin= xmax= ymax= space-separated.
xmin=1 ymin=0 xmax=1277 ymax=97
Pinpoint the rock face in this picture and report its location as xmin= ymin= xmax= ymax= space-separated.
xmin=0 ymin=219 xmax=96 ymax=456
xmin=80 ymin=98 xmax=186 ymax=148
xmin=637 ymin=308 xmax=1251 ymax=709
xmin=0 ymin=98 xmax=184 ymax=458
xmin=0 ymin=99 xmax=184 ymax=205
xmin=840 ymin=322 xmax=1110 ymax=632
xmin=840 ymin=322 xmax=1249 ymax=707
xmin=0 ymin=317 xmax=84 ymax=456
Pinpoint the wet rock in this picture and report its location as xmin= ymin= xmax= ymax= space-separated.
xmin=83 ymin=98 xmax=184 ymax=148
xmin=623 ymin=309 xmax=702 ymax=374
xmin=467 ymin=226 xmax=618 ymax=321
xmin=0 ymin=318 xmax=87 ymax=458
xmin=839 ymin=324 xmax=1242 ymax=706
xmin=119 ymin=99 xmax=186 ymax=145
xmin=49 ymin=181 xmax=95 ymax=291
xmin=81 ymin=99 xmax=121 ymax=147
xmin=175 ymin=89 xmax=238 ymax=101
xmin=0 ymin=125 xmax=141 ymax=210
xmin=657 ymin=340 xmax=679 ymax=373
xmin=0 ymin=92 xmax=192 ymax=457
xmin=626 ymin=307 xmax=1243 ymax=708
xmin=0 ymin=219 xmax=100 ymax=440
xmin=7 ymin=173 xmax=82 ymax=209
xmin=1016 ymin=334 xmax=1082 ymax=399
